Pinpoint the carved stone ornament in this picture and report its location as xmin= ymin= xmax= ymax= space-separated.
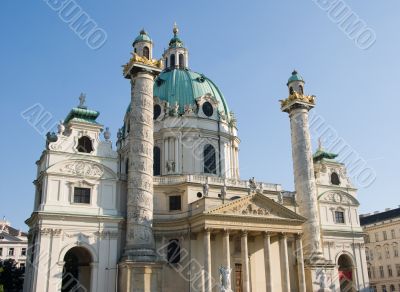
xmin=123 ymin=52 xmax=163 ymax=75
xmin=196 ymin=93 xmax=219 ymax=108
xmin=95 ymin=230 xmax=119 ymax=239
xmin=280 ymin=92 xmax=316 ymax=109
xmin=319 ymin=191 xmax=357 ymax=205
xmin=184 ymin=104 xmax=196 ymax=116
xmin=166 ymin=160 xmax=176 ymax=173
xmin=40 ymin=228 xmax=62 ymax=237
xmin=48 ymin=135 xmax=68 ymax=151
xmin=225 ymin=199 xmax=270 ymax=216
xmin=60 ymin=161 xmax=104 ymax=178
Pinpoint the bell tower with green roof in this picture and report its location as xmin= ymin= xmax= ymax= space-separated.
xmin=162 ymin=23 xmax=189 ymax=69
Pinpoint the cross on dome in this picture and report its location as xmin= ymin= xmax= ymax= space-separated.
xmin=78 ymin=93 xmax=86 ymax=109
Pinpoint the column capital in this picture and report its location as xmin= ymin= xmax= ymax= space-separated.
xmin=263 ymin=231 xmax=272 ymax=238
xmin=295 ymin=233 xmax=303 ymax=240
xmin=241 ymin=230 xmax=248 ymax=237
xmin=204 ymin=227 xmax=212 ymax=234
xmin=222 ymin=229 xmax=230 ymax=236
xmin=279 ymin=232 xmax=288 ymax=239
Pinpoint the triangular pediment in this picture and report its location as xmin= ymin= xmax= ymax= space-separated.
xmin=205 ymin=193 xmax=306 ymax=222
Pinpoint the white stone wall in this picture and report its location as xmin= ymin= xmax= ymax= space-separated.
xmin=152 ymin=116 xmax=239 ymax=178
xmin=316 ymin=159 xmax=369 ymax=290
xmin=24 ymin=118 xmax=123 ymax=292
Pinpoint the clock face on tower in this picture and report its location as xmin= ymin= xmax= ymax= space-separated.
xmin=202 ymin=102 xmax=213 ymax=117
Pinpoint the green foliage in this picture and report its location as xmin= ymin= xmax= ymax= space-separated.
xmin=0 ymin=259 xmax=24 ymax=292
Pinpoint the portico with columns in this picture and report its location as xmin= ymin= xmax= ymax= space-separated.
xmin=153 ymin=193 xmax=307 ymax=292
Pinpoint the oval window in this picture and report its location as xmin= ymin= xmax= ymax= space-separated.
xmin=154 ymin=104 xmax=162 ymax=120
xmin=202 ymin=102 xmax=213 ymax=117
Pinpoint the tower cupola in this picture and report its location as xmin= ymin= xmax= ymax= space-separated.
xmin=163 ymin=23 xmax=189 ymax=69
xmin=287 ymin=70 xmax=305 ymax=95
xmin=132 ymin=29 xmax=153 ymax=60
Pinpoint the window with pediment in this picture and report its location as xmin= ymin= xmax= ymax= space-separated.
xmin=393 ymin=243 xmax=399 ymax=257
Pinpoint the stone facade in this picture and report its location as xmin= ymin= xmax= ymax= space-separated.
xmin=361 ymin=207 xmax=400 ymax=292
xmin=23 ymin=27 xmax=369 ymax=292
xmin=0 ymin=220 xmax=28 ymax=268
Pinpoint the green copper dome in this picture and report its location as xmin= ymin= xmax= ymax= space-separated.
xmin=65 ymin=107 xmax=100 ymax=124
xmin=287 ymin=70 xmax=304 ymax=85
xmin=154 ymin=69 xmax=229 ymax=115
xmin=133 ymin=29 xmax=152 ymax=45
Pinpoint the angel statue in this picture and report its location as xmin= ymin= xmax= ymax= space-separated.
xmin=219 ymin=266 xmax=232 ymax=292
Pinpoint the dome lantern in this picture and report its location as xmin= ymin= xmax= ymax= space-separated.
xmin=287 ymin=70 xmax=305 ymax=95
xmin=132 ymin=29 xmax=153 ymax=60
xmin=163 ymin=23 xmax=189 ymax=69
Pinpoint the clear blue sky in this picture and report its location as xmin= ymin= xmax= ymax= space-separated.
xmin=1 ymin=0 xmax=398 ymax=230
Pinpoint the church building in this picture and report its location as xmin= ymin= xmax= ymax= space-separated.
xmin=23 ymin=25 xmax=369 ymax=292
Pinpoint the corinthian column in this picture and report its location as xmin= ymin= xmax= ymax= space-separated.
xmin=279 ymin=233 xmax=290 ymax=292
xmin=241 ymin=231 xmax=250 ymax=292
xmin=125 ymin=71 xmax=156 ymax=261
xmin=263 ymin=232 xmax=272 ymax=292
xmin=204 ymin=229 xmax=212 ymax=292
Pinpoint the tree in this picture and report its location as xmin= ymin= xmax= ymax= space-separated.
xmin=0 ymin=259 xmax=24 ymax=292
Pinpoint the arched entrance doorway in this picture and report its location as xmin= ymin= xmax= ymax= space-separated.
xmin=338 ymin=254 xmax=355 ymax=292
xmin=61 ymin=246 xmax=92 ymax=292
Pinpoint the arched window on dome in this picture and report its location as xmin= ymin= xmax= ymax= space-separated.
xmin=289 ymin=86 xmax=294 ymax=95
xmin=153 ymin=146 xmax=161 ymax=176
xmin=331 ymin=172 xmax=340 ymax=185
xmin=170 ymin=54 xmax=176 ymax=68
xmin=77 ymin=136 xmax=93 ymax=153
xmin=143 ymin=46 xmax=150 ymax=59
xmin=179 ymin=54 xmax=184 ymax=68
xmin=204 ymin=144 xmax=217 ymax=174
xmin=299 ymin=84 xmax=304 ymax=94
xmin=165 ymin=57 xmax=168 ymax=68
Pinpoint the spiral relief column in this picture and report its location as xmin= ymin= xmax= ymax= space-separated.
xmin=280 ymin=71 xmax=337 ymax=291
xmin=125 ymin=72 xmax=156 ymax=260
xmin=119 ymin=29 xmax=163 ymax=292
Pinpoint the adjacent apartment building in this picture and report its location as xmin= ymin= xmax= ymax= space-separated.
xmin=0 ymin=219 xmax=28 ymax=269
xmin=360 ymin=207 xmax=400 ymax=292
